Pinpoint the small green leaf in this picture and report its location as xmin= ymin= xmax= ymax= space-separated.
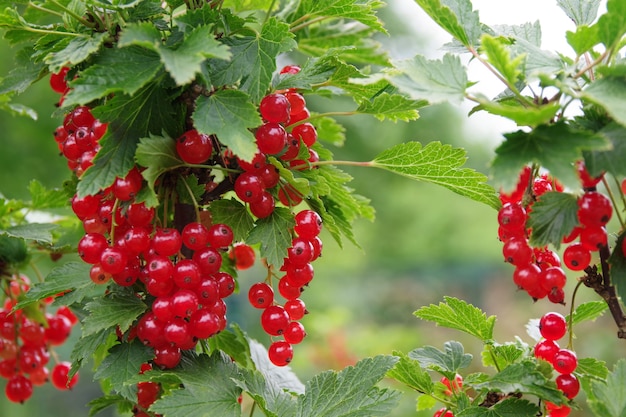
xmin=234 ymin=368 xmax=297 ymax=417
xmin=71 ymin=328 xmax=117 ymax=376
xmin=566 ymin=25 xmax=600 ymax=55
xmin=372 ymin=141 xmax=500 ymax=209
xmin=557 ymin=0 xmax=601 ymax=26
xmin=413 ymin=0 xmax=481 ymax=46
xmin=408 ymin=341 xmax=472 ymax=375
xmin=88 ymin=395 xmax=135 ymax=417
xmin=135 ymin=133 xmax=183 ymax=202
xmin=387 ymin=351 xmax=435 ymax=394
xmin=193 ymin=89 xmax=261 ymax=162
xmin=577 ymin=357 xmax=609 ymax=382
xmin=176 ymin=175 xmax=205 ymax=205
xmin=208 ymin=198 xmax=255 ymax=243
xmin=246 ymin=207 xmax=294 ymax=267
xmin=566 ymin=300 xmax=608 ymax=326
xmin=0 ymin=47 xmax=45 ymax=96
xmin=291 ymin=0 xmax=385 ymax=33
xmin=45 ymin=32 xmax=108 ymax=73
xmin=414 ymin=296 xmax=496 ymax=341
xmin=82 ymin=288 xmax=147 ymax=336
xmin=482 ymin=342 xmax=526 ymax=370
xmin=311 ymin=116 xmax=346 ymax=146
xmin=526 ymin=192 xmax=579 ymax=249
xmin=492 ymin=21 xmax=542 ymax=47
xmin=583 ymin=77 xmax=626 ymax=127
xmin=356 ymin=92 xmax=425 ymax=122
xmin=416 ymin=395 xmax=437 ymax=411
xmin=584 ymin=123 xmax=626 ymax=178
xmin=94 ymin=340 xmax=155 ymax=388
xmin=249 ymin=339 xmax=305 ymax=394
xmin=296 ymin=355 xmax=400 ymax=417
xmin=28 ymin=180 xmax=70 ymax=209
xmin=150 ymin=352 xmax=243 ymax=417
xmin=388 ymin=54 xmax=468 ymax=103
xmin=595 ymin=0 xmax=626 ymax=49
xmin=457 ymin=397 xmax=539 ymax=417
xmin=1 ymin=223 xmax=58 ymax=244
xmin=474 ymin=98 xmax=560 ymax=127
xmin=209 ymin=325 xmax=253 ymax=370
xmin=17 ymin=262 xmax=94 ymax=308
xmin=491 ymin=122 xmax=609 ymax=190
xmin=588 ymin=359 xmax=626 ymax=417
xmin=480 ymin=34 xmax=525 ymax=86
xmin=0 ymin=234 xmax=28 ymax=266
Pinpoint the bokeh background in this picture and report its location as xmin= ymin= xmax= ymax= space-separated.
xmin=0 ymin=0 xmax=622 ymax=416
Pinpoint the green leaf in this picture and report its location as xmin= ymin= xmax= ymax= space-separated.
xmin=526 ymin=191 xmax=579 ymax=249
xmin=291 ymin=0 xmax=385 ymax=33
xmin=482 ymin=342 xmax=526 ymax=370
xmin=176 ymin=174 xmax=205 ymax=205
xmin=207 ymin=17 xmax=295 ymax=103
xmin=246 ymin=207 xmax=295 ymax=267
xmin=492 ymin=21 xmax=542 ymax=47
xmin=82 ymin=288 xmax=147 ymax=336
xmin=457 ymin=397 xmax=539 ymax=417
xmin=45 ymin=32 xmax=108 ymax=73
xmin=88 ymin=395 xmax=135 ymax=417
xmin=296 ymin=355 xmax=400 ymax=417
xmin=209 ymin=325 xmax=253 ymax=370
xmin=474 ymin=361 xmax=566 ymax=403
xmin=0 ymin=234 xmax=28 ymax=265
xmin=356 ymin=92 xmax=425 ymax=122
xmin=413 ymin=0 xmax=480 ymax=46
xmin=566 ymin=300 xmax=608 ymax=325
xmin=595 ymin=0 xmax=626 ymax=49
xmin=386 ymin=351 xmax=435 ymax=394
xmin=0 ymin=47 xmax=45 ymax=96
xmin=234 ymin=368 xmax=297 ymax=417
xmin=311 ymin=116 xmax=346 ymax=146
xmin=408 ymin=341 xmax=472 ymax=375
xmin=566 ymin=25 xmax=600 ymax=55
xmin=491 ymin=122 xmax=609 ymax=190
xmin=557 ymin=0 xmax=601 ymax=25
xmin=70 ymin=328 xmax=117 ymax=376
xmin=577 ymin=357 xmax=609 ymax=382
xmin=583 ymin=77 xmax=626 ymax=127
xmin=474 ymin=98 xmax=560 ymax=127
xmin=414 ymin=296 xmax=496 ymax=341
xmin=608 ymin=232 xmax=626 ymax=306
xmin=150 ymin=352 xmax=243 ymax=417
xmin=18 ymin=262 xmax=94 ymax=308
xmin=63 ymin=47 xmax=163 ymax=107
xmin=94 ymin=340 xmax=155 ymax=388
xmin=209 ymin=198 xmax=255 ymax=243
xmin=135 ymin=133 xmax=183 ymax=203
xmin=249 ymin=339 xmax=304 ymax=394
xmin=193 ymin=89 xmax=261 ymax=162
xmin=0 ymin=223 xmax=57 ymax=244
xmin=480 ymin=34 xmax=525 ymax=86
xmin=584 ymin=123 xmax=626 ymax=180
xmin=388 ymin=54 xmax=468 ymax=103
xmin=416 ymin=395 xmax=437 ymax=411
xmin=588 ymin=359 xmax=626 ymax=417
xmin=28 ymin=180 xmax=69 ymax=209
xmin=372 ymin=141 xmax=500 ymax=210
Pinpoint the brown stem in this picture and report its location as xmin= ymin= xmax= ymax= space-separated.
xmin=174 ymin=203 xmax=196 ymax=259
xmin=582 ymin=245 xmax=626 ymax=339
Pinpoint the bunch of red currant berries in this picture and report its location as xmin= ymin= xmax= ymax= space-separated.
xmin=248 ymin=209 xmax=322 ymax=366
xmin=1 ymin=273 xmax=79 ymax=403
xmin=534 ymin=312 xmax=579 ymax=416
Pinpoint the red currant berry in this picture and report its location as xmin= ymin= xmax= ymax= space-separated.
xmin=207 ymin=223 xmax=234 ymax=249
xmin=540 ymin=266 xmax=567 ymax=293
xmin=248 ymin=282 xmax=274 ymax=309
xmin=502 ymin=236 xmax=533 ymax=266
xmin=189 ymin=308 xmax=220 ymax=339
xmin=5 ymin=374 xmax=33 ymax=403
xmin=230 ymin=243 xmax=255 ymax=270
xmin=176 ymin=129 xmax=213 ymax=164
xmin=294 ymin=210 xmax=322 ymax=238
xmin=556 ymin=373 xmax=580 ymax=399
xmin=433 ymin=408 xmax=454 ymax=417
xmin=259 ymin=93 xmax=290 ymax=124
xmin=577 ymin=191 xmax=612 ymax=227
xmin=563 ymin=242 xmax=591 ymax=271
xmin=51 ymin=361 xmax=79 ymax=390
xmin=249 ymin=191 xmax=276 ymax=218
xmin=580 ymin=225 xmax=608 ymax=251
xmin=284 ymin=298 xmax=307 ymax=320
xmin=285 ymin=92 xmax=306 ymax=115
xmin=126 ymin=202 xmax=155 ymax=227
xmin=261 ymin=305 xmax=290 ymax=336
xmin=497 ymin=202 xmax=527 ymax=231
xmin=539 ymin=312 xmax=567 ymax=341
xmin=553 ymin=349 xmax=578 ymax=374
xmin=235 ymin=172 xmax=265 ymax=203
xmin=256 ymin=122 xmax=288 ymax=155
xmin=152 ymin=228 xmax=182 ymax=257
xmin=193 ymin=247 xmax=223 ymax=275
xmin=280 ymin=65 xmax=301 ymax=74
xmin=283 ymin=321 xmax=306 ymax=344
xmin=153 ymin=345 xmax=181 ymax=369
xmin=575 ymin=160 xmax=603 ymax=189
xmin=291 ymin=122 xmax=317 ymax=147
xmin=78 ymin=233 xmax=109 ymax=264
xmin=99 ymin=247 xmax=128 ymax=275
xmin=268 ymin=341 xmax=293 ymax=366
xmin=546 ymin=402 xmax=571 ymax=417
xmin=50 ymin=66 xmax=70 ymax=93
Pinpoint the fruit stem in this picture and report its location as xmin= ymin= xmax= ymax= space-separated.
xmin=567 ymin=279 xmax=585 ymax=350
xmin=602 ymin=175 xmax=625 ymax=230
xmin=177 ymin=173 xmax=201 ymax=223
xmin=46 ymin=0 xmax=97 ymax=28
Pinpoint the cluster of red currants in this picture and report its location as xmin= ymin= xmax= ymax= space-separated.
xmin=534 ymin=312 xmax=579 ymax=416
xmin=248 ymin=209 xmax=322 ymax=366
xmin=133 ymin=362 xmax=162 ymax=417
xmin=1 ymin=274 xmax=79 ymax=403
xmin=431 ymin=374 xmax=463 ymax=416
xmin=498 ymin=167 xmax=567 ymax=303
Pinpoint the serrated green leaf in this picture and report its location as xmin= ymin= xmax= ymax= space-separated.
xmin=28 ymin=180 xmax=69 ymax=209
xmin=234 ymin=368 xmax=297 ymax=417
xmin=414 ymin=0 xmax=480 ymax=46
xmin=388 ymin=54 xmax=468 ymax=103
xmin=45 ymin=32 xmax=108 ymax=73
xmin=356 ymin=92 xmax=424 ymax=122
xmin=208 ymin=198 xmax=255 ymax=242
xmin=482 ymin=342 xmax=526 ymax=370
xmin=296 ymin=355 xmax=400 ymax=417
xmin=474 ymin=97 xmax=560 ymax=127
xmin=566 ymin=300 xmax=608 ymax=325
xmin=566 ymin=25 xmax=600 ymax=55
xmin=416 ymin=395 xmax=437 ymax=411
xmin=310 ymin=116 xmax=345 ymax=146
xmin=492 ymin=21 xmax=542 ymax=47
xmin=526 ymin=191 xmax=579 ymax=248
xmin=480 ymin=34 xmax=525 ymax=87
xmin=408 ymin=341 xmax=472 ymax=375
xmin=94 ymin=340 xmax=155 ymax=388
xmin=63 ymin=47 xmax=163 ymax=107
xmin=291 ymin=0 xmax=385 ymax=33
xmin=414 ymin=296 xmax=496 ymax=341
xmin=0 ymin=234 xmax=28 ymax=265
xmin=387 ymin=351 xmax=435 ymax=394
xmin=208 ymin=17 xmax=295 ymax=102
xmin=588 ymin=359 xmax=626 ymax=417
xmin=577 ymin=357 xmax=609 ymax=382
xmin=372 ymin=141 xmax=500 ymax=210
xmin=150 ymin=352 xmax=243 ymax=417
xmin=246 ymin=207 xmax=294 ymax=267
xmin=510 ymin=37 xmax=564 ymax=78
xmin=135 ymin=133 xmax=183 ymax=202
xmin=82 ymin=288 xmax=147 ymax=336
xmin=0 ymin=222 xmax=57 ymax=244
xmin=474 ymin=361 xmax=566 ymax=403
xmin=70 ymin=328 xmax=117 ymax=376
xmin=87 ymin=394 xmax=135 ymax=417
xmin=595 ymin=0 xmax=626 ymax=49
xmin=249 ymin=339 xmax=305 ymax=394
xmin=209 ymin=325 xmax=253 ymax=370
xmin=491 ymin=122 xmax=609 ymax=190
xmin=557 ymin=0 xmax=601 ymax=26
xmin=583 ymin=77 xmax=626 ymax=127
xmin=457 ymin=397 xmax=539 ymax=417
xmin=0 ymin=47 xmax=45 ymax=96
xmin=17 ymin=262 xmax=94 ymax=308
xmin=193 ymin=89 xmax=260 ymax=162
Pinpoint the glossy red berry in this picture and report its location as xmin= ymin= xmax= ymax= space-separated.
xmin=176 ymin=129 xmax=213 ymax=164
xmin=291 ymin=122 xmax=317 ymax=147
xmin=563 ymin=242 xmax=591 ymax=271
xmin=283 ymin=321 xmax=306 ymax=344
xmin=152 ymin=228 xmax=182 ymax=257
xmin=207 ymin=223 xmax=234 ymax=249
xmin=539 ymin=312 xmax=567 ymax=341
xmin=497 ymin=203 xmax=527 ymax=231
xmin=5 ymin=374 xmax=33 ymax=403
xmin=248 ymin=282 xmax=274 ymax=309
xmin=230 ymin=243 xmax=255 ymax=270
xmin=51 ymin=361 xmax=79 ymax=390
xmin=294 ymin=210 xmax=322 ymax=238
xmin=268 ymin=341 xmax=293 ymax=366
xmin=259 ymin=93 xmax=290 ymax=124
xmin=50 ymin=67 xmax=70 ymax=93
xmin=433 ymin=408 xmax=454 ymax=417
xmin=556 ymin=373 xmax=580 ymax=399
xmin=284 ymin=298 xmax=307 ymax=320
xmin=182 ymin=222 xmax=210 ymax=251
xmin=553 ymin=349 xmax=578 ymax=374
xmin=235 ymin=172 xmax=265 ymax=203
xmin=261 ymin=305 xmax=290 ymax=336
xmin=256 ymin=122 xmax=287 ymax=155
xmin=577 ymin=191 xmax=612 ymax=227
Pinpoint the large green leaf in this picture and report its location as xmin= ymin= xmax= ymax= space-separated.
xmin=583 ymin=77 xmax=626 ymax=128
xmin=408 ymin=341 xmax=473 ymax=376
xmin=588 ymin=359 xmax=626 ymax=417
xmin=526 ymin=191 xmax=579 ymax=249
xmin=28 ymin=180 xmax=70 ymax=209
xmin=45 ymin=32 xmax=108 ymax=73
xmin=94 ymin=340 xmax=155 ymax=388
xmin=371 ymin=141 xmax=501 ymax=210
xmin=457 ymin=397 xmax=539 ymax=417
xmin=192 ymin=89 xmax=261 ymax=162
xmin=387 ymin=351 xmax=434 ymax=395
xmin=356 ymin=92 xmax=425 ymax=122
xmin=17 ymin=262 xmax=94 ymax=308
xmin=82 ymin=288 xmax=147 ymax=336
xmin=557 ymin=0 xmax=601 ymax=26
xmin=246 ymin=207 xmax=294 ymax=267
xmin=595 ymin=0 xmax=626 ymax=49
xmin=413 ymin=0 xmax=481 ymax=47
xmin=291 ymin=0 xmax=385 ymax=33
xmin=0 ymin=223 xmax=58 ymax=244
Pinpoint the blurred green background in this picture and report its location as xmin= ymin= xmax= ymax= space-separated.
xmin=0 ymin=1 xmax=623 ymax=416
